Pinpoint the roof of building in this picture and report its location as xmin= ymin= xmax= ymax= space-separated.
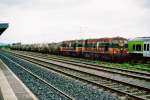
xmin=0 ymin=23 xmax=9 ymax=35
xmin=129 ymin=37 xmax=150 ymax=41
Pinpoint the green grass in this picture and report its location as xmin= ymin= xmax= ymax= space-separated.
xmin=89 ymin=60 xmax=150 ymax=73
xmin=53 ymin=55 xmax=150 ymax=73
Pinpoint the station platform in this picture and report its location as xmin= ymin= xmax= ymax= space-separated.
xmin=0 ymin=60 xmax=37 ymax=100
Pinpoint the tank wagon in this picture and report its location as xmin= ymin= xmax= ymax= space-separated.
xmin=11 ymin=42 xmax=61 ymax=54
xmin=128 ymin=37 xmax=150 ymax=63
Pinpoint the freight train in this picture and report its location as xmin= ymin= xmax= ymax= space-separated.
xmin=10 ymin=37 xmax=150 ymax=63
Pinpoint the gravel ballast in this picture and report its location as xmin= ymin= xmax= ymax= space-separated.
xmin=0 ymin=51 xmax=118 ymax=100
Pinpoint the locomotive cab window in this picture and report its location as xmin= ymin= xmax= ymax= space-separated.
xmin=77 ymin=43 xmax=83 ymax=47
xmin=136 ymin=44 xmax=141 ymax=51
xmin=87 ymin=43 xmax=93 ymax=48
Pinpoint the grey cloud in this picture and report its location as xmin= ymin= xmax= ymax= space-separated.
xmin=0 ymin=0 xmax=29 ymax=6
xmin=134 ymin=0 xmax=150 ymax=9
xmin=0 ymin=0 xmax=150 ymax=43
xmin=0 ymin=0 xmax=88 ymax=10
xmin=143 ymin=0 xmax=150 ymax=8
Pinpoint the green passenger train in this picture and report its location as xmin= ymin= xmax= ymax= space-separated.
xmin=128 ymin=37 xmax=150 ymax=62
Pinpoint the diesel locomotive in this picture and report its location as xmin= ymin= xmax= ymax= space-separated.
xmin=60 ymin=37 xmax=128 ymax=62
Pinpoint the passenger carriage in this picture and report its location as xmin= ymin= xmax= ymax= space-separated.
xmin=128 ymin=37 xmax=150 ymax=63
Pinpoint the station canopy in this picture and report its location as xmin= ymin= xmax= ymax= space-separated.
xmin=0 ymin=23 xmax=9 ymax=35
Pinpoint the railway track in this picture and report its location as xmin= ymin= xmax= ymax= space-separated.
xmin=8 ymin=50 xmax=150 ymax=81
xmin=2 ymin=50 xmax=150 ymax=100
xmin=11 ymin=51 xmax=150 ymax=73
xmin=0 ymin=54 xmax=74 ymax=100
xmin=0 ymin=51 xmax=118 ymax=100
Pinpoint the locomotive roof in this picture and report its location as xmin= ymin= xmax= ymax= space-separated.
xmin=62 ymin=37 xmax=127 ymax=43
xmin=129 ymin=37 xmax=150 ymax=41
xmin=0 ymin=23 xmax=9 ymax=35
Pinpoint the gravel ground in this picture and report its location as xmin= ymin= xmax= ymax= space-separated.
xmin=0 ymin=51 xmax=118 ymax=100
xmin=0 ymin=54 xmax=71 ymax=100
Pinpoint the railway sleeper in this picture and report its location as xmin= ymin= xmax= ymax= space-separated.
xmin=100 ymin=81 xmax=113 ymax=85
xmin=116 ymin=86 xmax=131 ymax=91
xmin=144 ymin=95 xmax=150 ymax=99
xmin=124 ymin=88 xmax=145 ymax=94
xmin=109 ymin=84 xmax=125 ymax=89
xmin=131 ymin=91 xmax=146 ymax=95
xmin=105 ymin=83 xmax=118 ymax=87
xmin=112 ymin=86 xmax=134 ymax=92
xmin=85 ymin=77 xmax=100 ymax=81
xmin=129 ymin=88 xmax=141 ymax=93
xmin=96 ymin=81 xmax=109 ymax=84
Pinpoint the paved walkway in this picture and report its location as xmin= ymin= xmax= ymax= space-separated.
xmin=0 ymin=60 xmax=38 ymax=100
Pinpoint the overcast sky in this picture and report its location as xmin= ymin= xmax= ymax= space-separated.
xmin=0 ymin=0 xmax=150 ymax=44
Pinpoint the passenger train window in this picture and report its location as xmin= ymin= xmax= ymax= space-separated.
xmin=144 ymin=44 xmax=146 ymax=51
xmin=133 ymin=44 xmax=135 ymax=51
xmin=147 ymin=44 xmax=149 ymax=51
xmin=136 ymin=44 xmax=141 ymax=51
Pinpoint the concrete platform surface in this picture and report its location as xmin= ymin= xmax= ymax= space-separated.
xmin=0 ymin=60 xmax=38 ymax=100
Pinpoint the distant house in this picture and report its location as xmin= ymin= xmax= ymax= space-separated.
xmin=0 ymin=23 xmax=9 ymax=35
